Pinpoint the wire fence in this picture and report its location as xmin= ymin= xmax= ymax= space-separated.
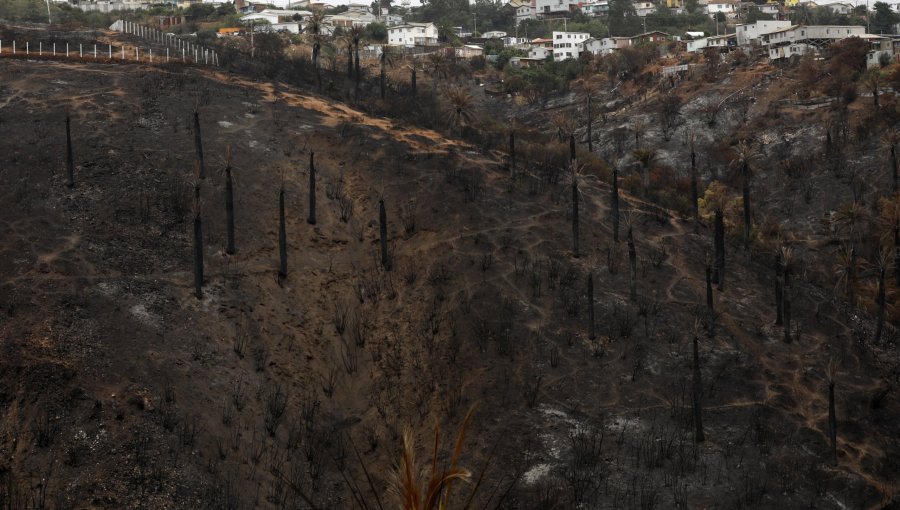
xmin=0 ymin=20 xmax=218 ymax=66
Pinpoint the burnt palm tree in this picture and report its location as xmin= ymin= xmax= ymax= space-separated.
xmin=342 ymin=34 xmax=354 ymax=79
xmin=577 ymin=78 xmax=600 ymax=154
xmin=781 ymin=245 xmax=794 ymax=343
xmin=833 ymin=244 xmax=858 ymax=307
xmin=588 ymin=273 xmax=595 ymax=340
xmin=444 ymin=86 xmax=476 ymax=137
xmin=730 ymin=140 xmax=762 ymax=249
xmin=349 ymin=25 xmax=365 ymax=93
xmin=883 ymin=129 xmax=900 ymax=193
xmin=410 ymin=64 xmax=417 ymax=95
xmin=379 ymin=46 xmax=395 ymax=100
xmin=224 ymin=145 xmax=236 ymax=255
xmin=193 ymin=109 xmax=205 ymax=179
xmin=705 ymin=254 xmax=714 ymax=314
xmin=307 ymin=10 xmax=325 ymax=89
xmin=572 ymin=169 xmax=580 ymax=258
xmin=379 ymin=198 xmax=391 ymax=270
xmin=879 ymin=194 xmax=900 ymax=286
xmin=628 ymin=221 xmax=637 ymax=301
xmin=65 ymin=111 xmax=74 ymax=188
xmin=632 ymin=147 xmax=657 ymax=197
xmin=612 ymin=163 xmax=620 ymax=243
xmin=427 ymin=51 xmax=449 ymax=95
xmin=689 ymin=132 xmax=699 ymax=233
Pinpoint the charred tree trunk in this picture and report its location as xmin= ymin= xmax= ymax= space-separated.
xmin=783 ymin=268 xmax=792 ymax=343
xmin=278 ymin=187 xmax=287 ymax=282
xmin=612 ymin=167 xmax=620 ymax=243
xmin=509 ymin=131 xmax=516 ymax=176
xmin=742 ymin=169 xmax=751 ymax=249
xmin=307 ymin=152 xmax=316 ymax=225
xmin=892 ymin=144 xmax=898 ymax=193
xmin=411 ymin=67 xmax=416 ymax=95
xmin=569 ymin=134 xmax=576 ymax=163
xmin=628 ymin=226 xmax=637 ymax=301
xmin=347 ymin=43 xmax=353 ymax=78
xmin=354 ymin=46 xmax=361 ymax=96
xmin=313 ymin=43 xmax=322 ymax=90
xmin=193 ymin=209 xmax=204 ymax=299
xmin=690 ymin=145 xmax=698 ymax=233
xmin=895 ymin=227 xmax=900 ymax=286
xmin=775 ymin=254 xmax=783 ymax=325
xmin=828 ymin=380 xmax=837 ymax=466
xmin=875 ymin=264 xmax=886 ymax=344
xmin=588 ymin=273 xmax=595 ymax=340
xmin=380 ymin=65 xmax=386 ymax=100
xmin=714 ymin=209 xmax=724 ymax=291
xmin=586 ymin=96 xmax=593 ymax=154
xmin=65 ymin=114 xmax=74 ymax=188
xmin=225 ymin=153 xmax=235 ymax=255
xmin=705 ymin=262 xmax=714 ymax=314
xmin=380 ymin=199 xmax=390 ymax=270
xmin=572 ymin=178 xmax=580 ymax=258
xmin=193 ymin=111 xmax=205 ymax=179
xmin=692 ymin=332 xmax=705 ymax=443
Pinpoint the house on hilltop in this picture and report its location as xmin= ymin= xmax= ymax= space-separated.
xmin=387 ymin=23 xmax=439 ymax=47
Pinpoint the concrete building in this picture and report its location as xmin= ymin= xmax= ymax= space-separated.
xmin=387 ymin=22 xmax=439 ymax=46
xmin=552 ymin=31 xmax=590 ymax=59
xmin=735 ymin=20 xmax=792 ymax=46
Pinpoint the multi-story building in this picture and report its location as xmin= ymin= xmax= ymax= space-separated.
xmin=735 ymin=20 xmax=792 ymax=46
xmin=552 ymin=31 xmax=589 ymax=60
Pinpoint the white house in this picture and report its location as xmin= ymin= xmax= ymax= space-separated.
xmin=552 ymin=31 xmax=589 ymax=60
xmin=240 ymin=9 xmax=311 ymax=25
xmin=825 ymin=2 xmax=853 ymax=14
xmin=634 ymin=1 xmax=657 ymax=16
xmin=735 ymin=20 xmax=792 ymax=46
xmin=762 ymin=25 xmax=871 ymax=60
xmin=482 ymin=30 xmax=508 ymax=38
xmin=502 ymin=36 xmax=529 ymax=47
xmin=581 ymin=1 xmax=608 ymax=16
xmin=687 ymin=33 xmax=735 ymax=51
xmin=583 ymin=36 xmax=631 ymax=54
xmin=387 ymin=22 xmax=439 ymax=46
xmin=536 ymin=0 xmax=578 ymax=17
xmin=758 ymin=3 xmax=780 ymax=15
xmin=528 ymin=46 xmax=552 ymax=59
xmin=516 ymin=2 xmax=537 ymax=24
xmin=705 ymin=0 xmax=736 ymax=18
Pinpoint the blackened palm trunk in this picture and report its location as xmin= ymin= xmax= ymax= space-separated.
xmin=612 ymin=168 xmax=620 ymax=242
xmin=895 ymin=227 xmax=900 ymax=286
xmin=313 ymin=43 xmax=321 ymax=90
xmin=586 ymin=96 xmax=593 ymax=154
xmin=278 ymin=188 xmax=287 ymax=281
xmin=411 ymin=67 xmax=416 ymax=95
xmin=193 ymin=111 xmax=205 ymax=179
xmin=65 ymin=114 xmax=74 ymax=188
xmin=692 ymin=332 xmax=705 ymax=443
xmin=714 ymin=209 xmax=724 ymax=291
xmin=193 ymin=212 xmax=204 ymax=299
xmin=690 ymin=146 xmax=699 ymax=233
xmin=588 ymin=273 xmax=595 ymax=340
xmin=628 ymin=226 xmax=636 ymax=301
xmin=775 ymin=277 xmax=783 ymax=326
xmin=828 ymin=380 xmax=837 ymax=466
xmin=783 ymin=277 xmax=791 ymax=343
xmin=225 ymin=161 xmax=235 ymax=255
xmin=347 ymin=43 xmax=353 ymax=78
xmin=705 ymin=263 xmax=714 ymax=313
xmin=380 ymin=199 xmax=390 ymax=270
xmin=742 ymin=171 xmax=751 ymax=249
xmin=572 ymin=179 xmax=579 ymax=258
xmin=874 ymin=265 xmax=886 ymax=344
xmin=307 ymin=152 xmax=316 ymax=225
xmin=509 ymin=131 xmax=516 ymax=176
xmin=380 ymin=66 xmax=386 ymax=100
xmin=892 ymin=144 xmax=898 ymax=193
xmin=569 ymin=134 xmax=576 ymax=162
xmin=354 ymin=47 xmax=361 ymax=95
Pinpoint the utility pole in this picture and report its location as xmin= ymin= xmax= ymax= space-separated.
xmin=45 ymin=0 xmax=51 ymax=24
xmin=473 ymin=12 xmax=477 ymax=35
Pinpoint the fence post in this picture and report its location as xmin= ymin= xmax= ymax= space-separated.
xmin=53 ymin=42 xmax=56 ymax=55
xmin=109 ymin=45 xmax=111 ymax=59
xmin=182 ymin=47 xmax=185 ymax=61
xmin=136 ymin=47 xmax=139 ymax=60
xmin=66 ymin=43 xmax=68 ymax=57
xmin=166 ymin=47 xmax=169 ymax=62
xmin=12 ymin=41 xmax=15 ymax=55
xmin=26 ymin=42 xmax=28 ymax=55
xmin=150 ymin=48 xmax=152 ymax=63
xmin=39 ymin=42 xmax=42 ymax=56
xmin=94 ymin=44 xmax=96 ymax=58
xmin=79 ymin=44 xmax=82 ymax=58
